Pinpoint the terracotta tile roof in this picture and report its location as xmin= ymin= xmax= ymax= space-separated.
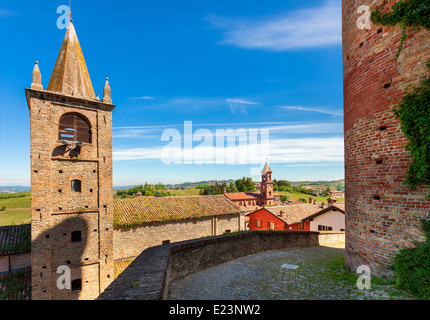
xmin=224 ymin=192 xmax=259 ymax=200
xmin=47 ymin=22 xmax=96 ymax=100
xmin=0 ymin=267 xmax=31 ymax=300
xmin=114 ymin=258 xmax=135 ymax=279
xmin=265 ymin=204 xmax=323 ymax=225
xmin=245 ymin=192 xmax=262 ymax=199
xmin=287 ymin=201 xmax=307 ymax=205
xmin=113 ymin=195 xmax=244 ymax=227
xmin=261 ymin=161 xmax=272 ymax=174
xmin=0 ymin=224 xmax=31 ymax=257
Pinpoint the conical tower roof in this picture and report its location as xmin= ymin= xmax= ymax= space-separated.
xmin=47 ymin=21 xmax=96 ymax=100
xmin=261 ymin=161 xmax=272 ymax=174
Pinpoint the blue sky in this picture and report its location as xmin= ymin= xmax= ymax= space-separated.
xmin=0 ymin=0 xmax=344 ymax=186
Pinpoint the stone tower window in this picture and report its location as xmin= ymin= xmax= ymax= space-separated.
xmin=59 ymin=113 xmax=91 ymax=144
xmin=71 ymin=180 xmax=82 ymax=192
xmin=71 ymin=230 xmax=82 ymax=243
xmin=71 ymin=279 xmax=82 ymax=291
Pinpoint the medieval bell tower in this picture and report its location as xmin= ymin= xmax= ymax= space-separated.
xmin=26 ymin=21 xmax=115 ymax=300
xmin=260 ymin=161 xmax=274 ymax=206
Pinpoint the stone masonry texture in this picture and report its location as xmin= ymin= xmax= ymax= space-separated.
xmin=343 ymin=0 xmax=430 ymax=275
xmin=97 ymin=231 xmax=345 ymax=300
xmin=26 ymin=89 xmax=115 ymax=300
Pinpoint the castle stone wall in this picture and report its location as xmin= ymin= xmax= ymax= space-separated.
xmin=98 ymin=231 xmax=344 ymax=300
xmin=343 ymin=0 xmax=430 ymax=275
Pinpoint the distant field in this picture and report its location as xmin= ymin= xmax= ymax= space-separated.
xmin=277 ymin=191 xmax=344 ymax=204
xmin=0 ymin=189 xmax=343 ymax=226
xmin=0 ymin=192 xmax=31 ymax=226
xmin=167 ymin=189 xmax=201 ymax=196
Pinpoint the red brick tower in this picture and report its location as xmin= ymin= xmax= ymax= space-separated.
xmin=26 ymin=21 xmax=115 ymax=299
xmin=260 ymin=161 xmax=275 ymax=206
xmin=343 ymin=0 xmax=430 ymax=275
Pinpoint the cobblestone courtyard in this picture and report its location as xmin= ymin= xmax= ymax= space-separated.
xmin=168 ymin=244 xmax=415 ymax=300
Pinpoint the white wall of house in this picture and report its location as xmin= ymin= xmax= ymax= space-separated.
xmin=309 ymin=209 xmax=345 ymax=231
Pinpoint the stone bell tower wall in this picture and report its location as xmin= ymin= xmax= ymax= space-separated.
xmin=27 ymin=89 xmax=115 ymax=300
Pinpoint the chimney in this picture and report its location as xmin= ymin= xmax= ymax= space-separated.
xmin=309 ymin=197 xmax=313 ymax=204
xmin=321 ymin=202 xmax=326 ymax=209
xmin=328 ymin=197 xmax=336 ymax=207
xmin=135 ymin=192 xmax=142 ymax=198
xmin=280 ymin=210 xmax=284 ymax=217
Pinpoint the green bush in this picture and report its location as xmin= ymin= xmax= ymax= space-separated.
xmin=393 ymin=219 xmax=430 ymax=299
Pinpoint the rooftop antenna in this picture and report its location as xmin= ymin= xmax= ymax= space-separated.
xmin=69 ymin=0 xmax=72 ymax=22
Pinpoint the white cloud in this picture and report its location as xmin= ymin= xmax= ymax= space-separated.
xmin=226 ymin=98 xmax=260 ymax=114
xmin=206 ymin=0 xmax=341 ymax=51
xmin=279 ymin=106 xmax=343 ymax=117
xmin=113 ymin=121 xmax=344 ymax=140
xmin=113 ymin=131 xmax=344 ymax=166
xmin=129 ymin=96 xmax=155 ymax=100
xmin=0 ymin=8 xmax=17 ymax=18
xmin=135 ymin=97 xmax=226 ymax=111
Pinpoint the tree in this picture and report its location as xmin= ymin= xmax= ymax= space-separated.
xmin=274 ymin=179 xmax=291 ymax=188
xmin=235 ymin=177 xmax=256 ymax=192
xmin=227 ymin=182 xmax=238 ymax=193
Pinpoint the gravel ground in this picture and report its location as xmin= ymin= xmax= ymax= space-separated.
xmin=167 ymin=244 xmax=415 ymax=300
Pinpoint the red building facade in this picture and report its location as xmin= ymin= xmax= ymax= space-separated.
xmin=247 ymin=205 xmax=320 ymax=231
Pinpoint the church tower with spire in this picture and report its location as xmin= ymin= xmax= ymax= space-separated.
xmin=26 ymin=20 xmax=115 ymax=300
xmin=260 ymin=161 xmax=275 ymax=206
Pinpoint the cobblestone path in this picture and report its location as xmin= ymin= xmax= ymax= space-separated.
xmin=168 ymin=244 xmax=414 ymax=300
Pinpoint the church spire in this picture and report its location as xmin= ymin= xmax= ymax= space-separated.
xmin=47 ymin=21 xmax=96 ymax=100
xmin=261 ymin=159 xmax=272 ymax=175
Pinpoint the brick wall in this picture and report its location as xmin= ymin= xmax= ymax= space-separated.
xmin=98 ymin=231 xmax=345 ymax=300
xmin=343 ymin=0 xmax=430 ymax=275
xmin=113 ymin=214 xmax=243 ymax=259
xmin=0 ymin=253 xmax=31 ymax=273
xmin=26 ymin=89 xmax=115 ymax=299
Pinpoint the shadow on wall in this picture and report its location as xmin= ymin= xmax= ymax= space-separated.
xmin=33 ymin=215 xmax=97 ymax=300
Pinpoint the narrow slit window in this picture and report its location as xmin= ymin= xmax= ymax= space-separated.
xmin=71 ymin=180 xmax=82 ymax=193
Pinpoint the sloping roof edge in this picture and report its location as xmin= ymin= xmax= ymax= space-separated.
xmin=301 ymin=205 xmax=345 ymax=222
